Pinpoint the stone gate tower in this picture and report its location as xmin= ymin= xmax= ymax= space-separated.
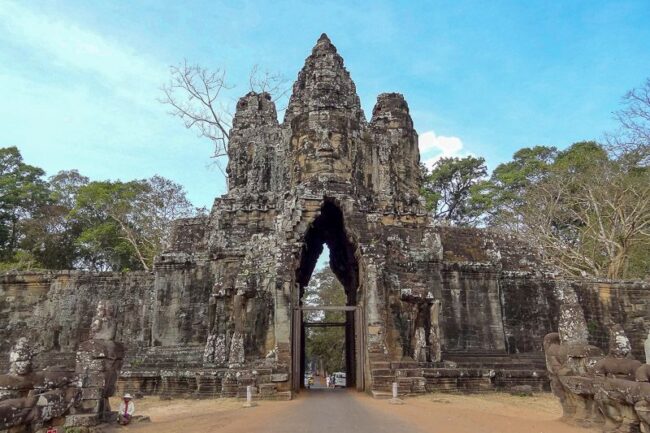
xmin=2 ymin=35 xmax=647 ymax=403
xmin=156 ymin=34 xmax=443 ymax=394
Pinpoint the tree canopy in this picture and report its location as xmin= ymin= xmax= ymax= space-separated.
xmin=420 ymin=155 xmax=489 ymax=226
xmin=0 ymin=148 xmax=201 ymax=272
xmin=303 ymin=267 xmax=348 ymax=374
xmin=418 ymin=78 xmax=650 ymax=280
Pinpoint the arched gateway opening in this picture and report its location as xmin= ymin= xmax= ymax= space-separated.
xmin=291 ymin=200 xmax=365 ymax=392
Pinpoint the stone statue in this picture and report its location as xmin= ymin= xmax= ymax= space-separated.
xmin=543 ymin=333 xmax=573 ymax=419
xmin=545 ymin=322 xmax=650 ymax=433
xmin=593 ymin=325 xmax=642 ymax=380
xmin=0 ymin=338 xmax=36 ymax=403
xmin=66 ymin=300 xmax=125 ymax=429
xmin=0 ymin=338 xmax=79 ymax=431
xmin=89 ymin=300 xmax=118 ymax=340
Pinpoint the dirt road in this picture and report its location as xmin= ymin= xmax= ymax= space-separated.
xmin=106 ymin=389 xmax=597 ymax=433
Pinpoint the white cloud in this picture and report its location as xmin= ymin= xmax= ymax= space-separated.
xmin=418 ymin=130 xmax=468 ymax=169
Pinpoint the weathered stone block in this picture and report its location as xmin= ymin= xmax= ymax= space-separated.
xmin=64 ymin=414 xmax=99 ymax=427
xmin=270 ymin=374 xmax=288 ymax=382
xmin=80 ymin=388 xmax=103 ymax=400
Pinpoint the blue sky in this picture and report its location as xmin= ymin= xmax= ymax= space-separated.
xmin=1 ymin=0 xmax=649 ymax=210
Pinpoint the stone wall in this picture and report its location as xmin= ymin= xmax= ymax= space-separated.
xmin=574 ymin=280 xmax=650 ymax=360
xmin=437 ymin=227 xmax=561 ymax=355
xmin=0 ymin=271 xmax=154 ymax=371
xmin=499 ymin=274 xmax=559 ymax=353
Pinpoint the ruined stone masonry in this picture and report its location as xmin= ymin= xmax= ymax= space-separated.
xmin=1 ymin=35 xmax=649 ymax=407
xmin=0 ymin=301 xmax=123 ymax=432
xmin=543 ymin=282 xmax=650 ymax=433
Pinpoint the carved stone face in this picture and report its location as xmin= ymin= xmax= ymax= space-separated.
xmin=292 ymin=112 xmax=351 ymax=181
xmin=297 ymin=129 xmax=344 ymax=161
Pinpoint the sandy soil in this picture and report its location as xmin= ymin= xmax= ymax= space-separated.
xmin=366 ymin=392 xmax=597 ymax=433
xmin=104 ymin=391 xmax=597 ymax=433
xmin=104 ymin=396 xmax=245 ymax=433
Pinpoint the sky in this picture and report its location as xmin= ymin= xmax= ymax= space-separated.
xmin=1 ymin=0 xmax=650 ymax=212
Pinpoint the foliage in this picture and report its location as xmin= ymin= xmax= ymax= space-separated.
xmin=420 ymin=156 xmax=490 ymax=226
xmin=303 ymin=267 xmax=348 ymax=374
xmin=485 ymin=145 xmax=558 ymax=230
xmin=0 ymin=147 xmax=200 ymax=271
xmin=19 ymin=170 xmax=89 ymax=269
xmin=73 ymin=176 xmax=197 ymax=271
xmin=488 ymin=141 xmax=650 ymax=279
xmin=0 ymin=147 xmax=49 ymax=264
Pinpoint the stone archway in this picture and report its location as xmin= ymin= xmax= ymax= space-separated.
xmin=291 ymin=200 xmax=364 ymax=392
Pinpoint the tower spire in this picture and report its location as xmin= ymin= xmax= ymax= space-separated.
xmin=284 ymin=34 xmax=362 ymax=124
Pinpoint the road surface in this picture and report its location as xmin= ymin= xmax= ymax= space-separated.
xmin=106 ymin=389 xmax=596 ymax=433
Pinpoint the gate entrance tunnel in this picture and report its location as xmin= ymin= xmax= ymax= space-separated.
xmin=303 ymin=308 xmax=346 ymax=389
xmin=293 ymin=201 xmax=363 ymax=391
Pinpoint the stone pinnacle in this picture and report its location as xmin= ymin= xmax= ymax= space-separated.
xmin=313 ymin=32 xmax=336 ymax=54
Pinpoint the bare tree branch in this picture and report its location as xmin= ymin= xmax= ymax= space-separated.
xmin=607 ymin=78 xmax=650 ymax=166
xmin=159 ymin=60 xmax=234 ymax=162
xmin=160 ymin=61 xmax=290 ymax=187
xmin=249 ymin=64 xmax=291 ymax=107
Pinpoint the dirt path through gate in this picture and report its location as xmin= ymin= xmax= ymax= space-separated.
xmin=106 ymin=390 xmax=596 ymax=433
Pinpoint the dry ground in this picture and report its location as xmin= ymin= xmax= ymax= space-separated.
xmin=104 ymin=390 xmax=597 ymax=433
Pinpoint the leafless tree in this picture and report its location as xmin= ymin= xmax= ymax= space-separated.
xmin=520 ymin=161 xmax=650 ymax=279
xmin=248 ymin=64 xmax=291 ymax=107
xmin=160 ymin=60 xmax=234 ymax=178
xmin=608 ymin=78 xmax=650 ymax=166
xmin=160 ymin=61 xmax=290 ymax=182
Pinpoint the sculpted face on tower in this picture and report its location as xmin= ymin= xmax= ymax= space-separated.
xmin=297 ymin=127 xmax=344 ymax=161
xmin=292 ymin=112 xmax=352 ymax=182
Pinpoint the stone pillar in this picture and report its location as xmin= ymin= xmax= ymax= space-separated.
xmin=364 ymin=259 xmax=387 ymax=361
xmin=413 ymin=327 xmax=427 ymax=363
xmin=644 ymin=331 xmax=650 ymax=364
xmin=203 ymin=289 xmax=230 ymax=366
xmin=429 ymin=300 xmax=442 ymax=362
xmin=609 ymin=324 xmax=632 ymax=358
xmin=556 ymin=281 xmax=589 ymax=346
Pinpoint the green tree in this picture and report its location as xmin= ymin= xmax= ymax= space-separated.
xmin=486 ymin=146 xmax=557 ymax=230
xmin=73 ymin=176 xmax=197 ymax=271
xmin=0 ymin=147 xmax=49 ymax=265
xmin=73 ymin=180 xmax=146 ymax=271
xmin=19 ymin=170 xmax=89 ymax=269
xmin=303 ymin=267 xmax=348 ymax=374
xmin=421 ymin=156 xmax=490 ymax=226
xmin=508 ymin=142 xmax=650 ymax=279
